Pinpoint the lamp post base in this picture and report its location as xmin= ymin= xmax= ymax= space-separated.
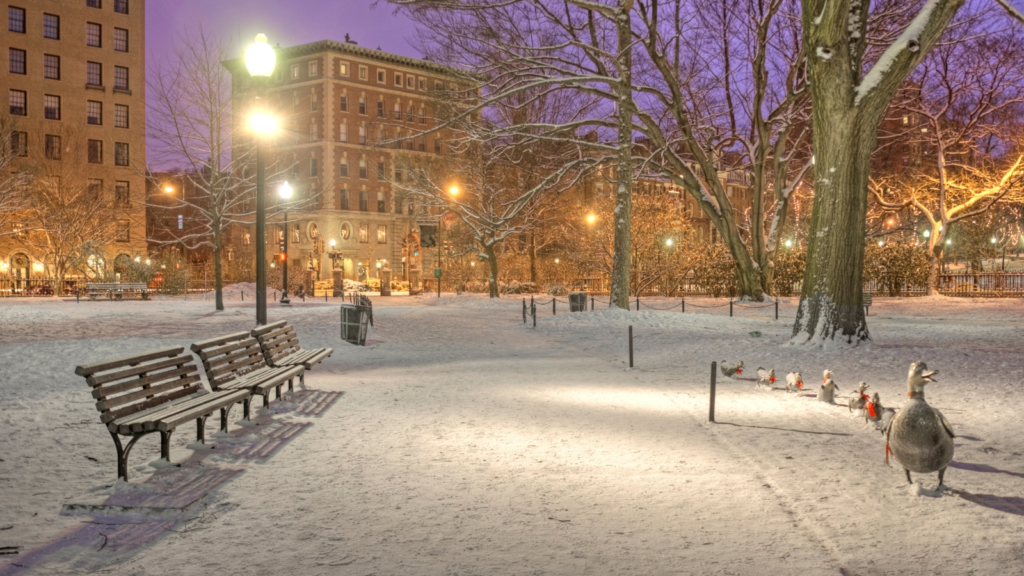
xmin=280 ymin=292 xmax=291 ymax=305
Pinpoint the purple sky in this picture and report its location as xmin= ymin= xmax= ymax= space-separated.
xmin=146 ymin=0 xmax=422 ymax=70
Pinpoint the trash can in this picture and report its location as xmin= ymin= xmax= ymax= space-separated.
xmin=570 ymin=291 xmax=588 ymax=312
xmin=380 ymin=268 xmax=392 ymax=297
xmin=340 ymin=303 xmax=371 ymax=346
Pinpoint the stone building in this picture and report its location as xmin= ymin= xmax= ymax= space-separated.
xmin=223 ymin=37 xmax=461 ymax=292
xmin=1 ymin=0 xmax=146 ymax=287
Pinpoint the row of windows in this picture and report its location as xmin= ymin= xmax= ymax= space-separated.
xmin=8 ymin=10 xmax=130 ymax=51
xmin=9 ymin=50 xmax=130 ymax=89
xmin=335 ymin=190 xmax=394 ymax=216
xmin=9 ymin=131 xmax=130 ymax=165
xmin=335 ymin=94 xmax=428 ymax=123
xmin=9 ymin=90 xmax=130 ymax=127
xmin=290 ymin=59 xmax=442 ymax=94
xmin=86 ymin=0 xmax=131 ymax=14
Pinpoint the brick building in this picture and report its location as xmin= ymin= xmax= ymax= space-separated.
xmin=2 ymin=0 xmax=146 ymax=283
xmin=223 ymin=37 xmax=461 ymax=290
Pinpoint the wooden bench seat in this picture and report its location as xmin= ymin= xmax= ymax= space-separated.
xmin=190 ymin=331 xmax=304 ymax=414
xmin=251 ymin=320 xmax=333 ymax=386
xmin=75 ymin=347 xmax=251 ymax=480
xmin=86 ymin=282 xmax=150 ymax=301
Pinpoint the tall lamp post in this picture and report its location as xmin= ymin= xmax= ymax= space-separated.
xmin=245 ymin=33 xmax=277 ymax=325
xmin=279 ymin=181 xmax=292 ymax=304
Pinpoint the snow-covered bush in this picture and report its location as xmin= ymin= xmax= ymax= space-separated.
xmin=864 ymin=242 xmax=929 ymax=296
xmin=546 ymin=284 xmax=568 ymax=296
xmin=771 ymin=247 xmax=806 ymax=296
xmin=692 ymin=245 xmax=737 ymax=298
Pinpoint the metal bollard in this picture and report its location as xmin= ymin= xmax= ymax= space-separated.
xmin=325 ymin=293 xmax=328 ymax=302
xmin=729 ymin=301 xmax=733 ymax=317
xmin=775 ymin=300 xmax=779 ymax=320
xmin=681 ymin=297 xmax=685 ymax=313
xmin=241 ymin=291 xmax=244 ymax=301
xmin=523 ymin=298 xmax=527 ymax=323
xmin=628 ymin=325 xmax=634 ymax=368
xmin=591 ymin=296 xmax=594 ymax=311
xmin=76 ymin=289 xmax=80 ymax=304
xmin=553 ymin=298 xmax=556 ymax=316
xmin=709 ymin=361 xmax=717 ymax=423
xmin=532 ymin=303 xmax=536 ymax=328
xmin=636 ymin=296 xmax=639 ymax=311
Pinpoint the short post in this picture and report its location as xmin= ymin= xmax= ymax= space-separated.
xmin=681 ymin=297 xmax=685 ymax=313
xmin=274 ymin=290 xmax=277 ymax=300
xmin=553 ymin=298 xmax=556 ymax=315
xmin=325 ymin=293 xmax=328 ymax=302
xmin=775 ymin=300 xmax=779 ymax=320
xmin=636 ymin=296 xmax=639 ymax=311
xmin=522 ymin=298 xmax=527 ymax=324
xmin=709 ymin=361 xmax=717 ymax=423
xmin=532 ymin=303 xmax=537 ymax=328
xmin=76 ymin=289 xmax=80 ymax=304
xmin=628 ymin=325 xmax=634 ymax=368
xmin=590 ymin=296 xmax=594 ymax=311
xmin=729 ymin=301 xmax=733 ymax=317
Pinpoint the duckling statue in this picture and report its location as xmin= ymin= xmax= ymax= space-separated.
xmin=849 ymin=382 xmax=870 ymax=413
xmin=886 ymin=362 xmax=955 ymax=490
xmin=818 ymin=370 xmax=840 ymax=404
xmin=864 ymin=392 xmax=893 ymax=429
xmin=720 ymin=361 xmax=744 ymax=379
xmin=785 ymin=372 xmax=803 ymax=394
xmin=756 ymin=367 xmax=775 ymax=390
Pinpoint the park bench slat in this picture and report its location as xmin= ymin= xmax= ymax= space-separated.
xmin=91 ymin=365 xmax=196 ymax=398
xmin=250 ymin=320 xmax=287 ymax=337
xmin=251 ymin=321 xmax=332 ymax=384
xmin=101 ymin=384 xmax=202 ymax=426
xmin=190 ymin=331 xmax=253 ymax=353
xmin=156 ymin=390 xmax=249 ymax=432
xmin=76 ymin=347 xmax=183 ymax=377
xmin=86 ymin=355 xmax=191 ymax=387
xmin=114 ymin=390 xmax=227 ymax=432
xmin=96 ymin=374 xmax=202 ymax=411
xmin=191 ymin=331 xmax=303 ymax=412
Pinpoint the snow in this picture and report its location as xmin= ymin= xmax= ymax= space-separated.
xmin=854 ymin=0 xmax=942 ymax=106
xmin=3 ymin=294 xmax=1024 ymax=574
xmin=816 ymin=46 xmax=832 ymax=61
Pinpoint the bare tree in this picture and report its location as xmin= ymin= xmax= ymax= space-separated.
xmin=0 ymin=112 xmax=31 ymax=236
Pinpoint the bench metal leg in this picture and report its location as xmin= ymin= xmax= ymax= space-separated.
xmin=299 ymin=371 xmax=304 ymax=387
xmin=196 ymin=415 xmax=209 ymax=445
xmin=275 ymin=385 xmax=283 ymax=400
xmin=159 ymin=430 xmax=173 ymax=461
xmin=220 ymin=406 xmax=231 ymax=432
xmin=263 ymin=393 xmax=270 ymax=408
xmin=243 ymin=397 xmax=252 ymax=421
xmin=110 ymin=431 xmax=148 ymax=482
xmin=288 ymin=377 xmax=294 ymax=393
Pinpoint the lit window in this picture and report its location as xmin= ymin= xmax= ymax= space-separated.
xmin=86 ymin=23 xmax=101 ymax=47
xmin=339 ymin=62 xmax=349 ymax=76
xmin=359 ymin=222 xmax=368 ymax=241
xmin=43 ymin=14 xmax=59 ymax=38
xmin=178 ymin=215 xmax=184 ymax=230
xmin=377 ymin=224 xmax=387 ymax=243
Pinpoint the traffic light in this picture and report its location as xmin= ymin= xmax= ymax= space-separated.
xmin=278 ymin=251 xmax=287 ymax=261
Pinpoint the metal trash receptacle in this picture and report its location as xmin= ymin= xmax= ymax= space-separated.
xmin=570 ymin=291 xmax=588 ymax=312
xmin=341 ymin=303 xmax=371 ymax=346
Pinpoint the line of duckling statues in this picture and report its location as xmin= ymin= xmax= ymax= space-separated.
xmin=720 ymin=360 xmax=955 ymax=491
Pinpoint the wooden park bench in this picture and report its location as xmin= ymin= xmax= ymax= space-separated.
xmin=251 ymin=320 xmax=333 ymax=386
xmin=863 ymin=292 xmax=874 ymax=316
xmin=86 ymin=282 xmax=150 ymax=301
xmin=190 ymin=332 xmax=304 ymax=416
xmin=75 ymin=347 xmax=250 ymax=481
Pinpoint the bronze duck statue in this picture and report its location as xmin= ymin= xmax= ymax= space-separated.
xmin=886 ymin=362 xmax=955 ymax=490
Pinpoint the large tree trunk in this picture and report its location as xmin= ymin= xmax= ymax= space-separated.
xmin=926 ymin=235 xmax=943 ymax=296
xmin=529 ymin=232 xmax=537 ymax=284
xmin=213 ymin=225 xmax=224 ymax=311
xmin=484 ymin=242 xmax=499 ymax=299
xmin=792 ymin=115 xmax=874 ymax=344
xmin=609 ymin=3 xmax=634 ymax=310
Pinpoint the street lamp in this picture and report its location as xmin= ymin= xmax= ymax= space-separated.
xmin=665 ymin=238 xmax=674 ymax=247
xmin=164 ymin=185 xmax=174 ymax=194
xmin=587 ymin=213 xmax=596 ymax=224
xmin=278 ymin=181 xmax=292 ymax=305
xmin=245 ymin=32 xmax=277 ymax=325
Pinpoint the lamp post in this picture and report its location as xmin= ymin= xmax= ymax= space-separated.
xmin=279 ymin=181 xmax=292 ymax=304
xmin=245 ymin=33 xmax=277 ymax=325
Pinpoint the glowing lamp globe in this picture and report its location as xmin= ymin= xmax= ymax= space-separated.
xmin=245 ymin=34 xmax=276 ymax=78
xmin=329 ymin=239 xmax=336 ymax=248
xmin=449 ymin=186 xmax=459 ymax=196
xmin=248 ymin=112 xmax=279 ymax=136
xmin=278 ymin=181 xmax=293 ymax=199
xmin=665 ymin=238 xmax=674 ymax=247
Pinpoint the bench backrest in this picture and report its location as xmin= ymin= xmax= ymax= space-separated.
xmin=190 ymin=331 xmax=269 ymax=389
xmin=74 ymin=347 xmax=203 ymax=428
xmin=87 ymin=283 xmax=148 ymax=290
xmin=251 ymin=320 xmax=300 ymax=365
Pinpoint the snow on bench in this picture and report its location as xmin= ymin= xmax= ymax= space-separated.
xmin=86 ymin=282 xmax=150 ymax=301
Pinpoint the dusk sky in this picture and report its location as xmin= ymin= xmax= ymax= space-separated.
xmin=146 ymin=0 xmax=422 ymax=70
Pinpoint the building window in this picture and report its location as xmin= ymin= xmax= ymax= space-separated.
xmin=114 ymin=66 xmax=128 ymax=90
xmin=308 ymin=60 xmax=318 ymax=76
xmin=377 ymin=192 xmax=386 ymax=213
xmin=419 ymin=106 xmax=426 ymax=124
xmin=339 ymin=123 xmax=348 ymax=143
xmin=8 ymin=7 xmax=25 ymax=33
xmin=43 ymin=54 xmax=59 ymax=79
xmin=43 ymin=14 xmax=59 ymax=39
xmin=9 ymin=90 xmax=26 ymax=116
xmin=113 ymin=28 xmax=128 ymax=52
xmin=407 ymin=76 xmax=414 ymax=89
xmin=114 ymin=0 xmax=128 ymax=14
xmin=309 ymin=122 xmax=317 ymax=142
xmin=358 ymin=158 xmax=367 ymax=179
xmin=310 ymin=92 xmax=318 ymax=111
xmin=359 ymin=191 xmax=368 ymax=212
xmin=338 ymin=62 xmax=348 ymax=76
xmin=87 ymin=100 xmax=102 ymax=124
xmin=88 ymin=140 xmax=102 ymax=163
xmin=44 ymin=95 xmax=61 ymax=120
xmin=394 ymin=168 xmax=403 ymax=183
xmin=310 ymin=157 xmax=318 ymax=177
xmin=339 ymin=157 xmax=349 ymax=178
xmin=86 ymin=23 xmax=101 ymax=47
xmin=45 ymin=135 xmax=61 ymax=160
xmin=434 ymin=138 xmax=442 ymax=154
xmin=394 ymin=73 xmax=402 ymax=86
xmin=377 ymin=69 xmax=385 ymax=83
xmin=338 ymin=188 xmax=349 ymax=210
xmin=419 ymin=78 xmax=426 ymax=91
xmin=406 ymin=105 xmax=414 ymax=122
xmin=115 ymin=220 xmax=130 ymax=242
xmin=115 ymin=181 xmax=129 ymax=205
xmin=9 ymin=48 xmax=25 ymax=74
xmin=358 ymin=65 xmax=367 ymax=80
xmin=114 ymin=104 xmax=129 ymax=128
xmin=393 ymin=101 xmax=400 ymax=120
xmin=435 ymin=81 xmax=443 ymax=91
xmin=114 ymin=142 xmax=128 ymax=166
xmin=377 ymin=161 xmax=385 ymax=180
xmin=11 ymin=131 xmax=27 ymax=156
xmin=290 ymin=64 xmax=299 ymax=79
xmin=340 ymin=95 xmax=348 ymax=112
xmin=376 ymin=100 xmax=384 ymax=117
xmin=377 ymin=224 xmax=387 ymax=243
xmin=358 ymin=96 xmax=366 ymax=115
xmin=87 ymin=0 xmax=101 ymax=7
xmin=358 ymin=125 xmax=366 ymax=145
xmin=359 ymin=223 xmax=368 ymax=242
xmin=87 ymin=62 xmax=102 ymax=86
xmin=417 ymin=137 xmax=425 ymax=152
xmin=88 ymin=178 xmax=102 ymax=198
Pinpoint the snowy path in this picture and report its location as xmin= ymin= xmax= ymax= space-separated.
xmin=1 ymin=295 xmax=1023 ymax=574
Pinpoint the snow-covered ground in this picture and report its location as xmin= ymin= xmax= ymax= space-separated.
xmin=1 ymin=292 xmax=1023 ymax=575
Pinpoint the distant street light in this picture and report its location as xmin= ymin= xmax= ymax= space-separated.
xmin=164 ymin=185 xmax=174 ymax=194
xmin=278 ymin=181 xmax=293 ymax=305
xmin=449 ymin=185 xmax=459 ymax=196
xmin=587 ymin=213 xmax=596 ymax=224
xmin=245 ymin=32 xmax=278 ymax=325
